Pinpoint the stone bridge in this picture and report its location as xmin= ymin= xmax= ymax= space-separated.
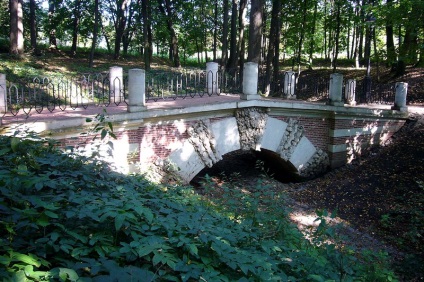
xmin=0 ymin=64 xmax=409 ymax=183
xmin=1 ymin=97 xmax=407 ymax=184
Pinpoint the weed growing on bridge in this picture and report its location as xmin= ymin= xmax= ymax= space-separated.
xmin=0 ymin=131 xmax=397 ymax=281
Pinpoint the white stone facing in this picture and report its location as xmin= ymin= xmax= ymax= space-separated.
xmin=329 ymin=73 xmax=344 ymax=106
xmin=168 ymin=140 xmax=205 ymax=183
xmin=260 ymin=117 xmax=287 ymax=152
xmin=210 ymin=117 xmax=241 ymax=156
xmin=128 ymin=68 xmax=146 ymax=112
xmin=283 ymin=71 xmax=296 ymax=98
xmin=109 ymin=66 xmax=123 ymax=101
xmin=392 ymin=82 xmax=408 ymax=112
xmin=289 ymin=136 xmax=316 ymax=170
xmin=206 ymin=62 xmax=219 ymax=95
xmin=0 ymin=73 xmax=6 ymax=114
xmin=329 ymin=125 xmax=403 ymax=138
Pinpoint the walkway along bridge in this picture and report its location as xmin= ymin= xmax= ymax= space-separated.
xmin=0 ymin=62 xmax=410 ymax=183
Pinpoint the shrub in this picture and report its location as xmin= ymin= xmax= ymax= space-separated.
xmin=0 ymin=130 xmax=398 ymax=281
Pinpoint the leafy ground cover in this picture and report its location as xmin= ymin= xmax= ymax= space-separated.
xmin=0 ymin=125 xmax=398 ymax=281
xmin=288 ymin=113 xmax=424 ymax=281
xmin=195 ymin=112 xmax=424 ymax=282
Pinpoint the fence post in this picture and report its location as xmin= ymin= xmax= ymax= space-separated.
xmin=0 ymin=73 xmax=5 ymax=125
xmin=391 ymin=82 xmax=408 ymax=112
xmin=127 ymin=69 xmax=146 ymax=112
xmin=328 ymin=73 xmax=344 ymax=106
xmin=0 ymin=73 xmax=6 ymax=113
xmin=284 ymin=71 xmax=296 ymax=99
xmin=206 ymin=62 xmax=219 ymax=95
xmin=241 ymin=62 xmax=260 ymax=100
xmin=109 ymin=66 xmax=123 ymax=103
xmin=345 ymin=79 xmax=356 ymax=106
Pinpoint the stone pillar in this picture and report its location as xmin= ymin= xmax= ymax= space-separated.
xmin=391 ymin=82 xmax=408 ymax=112
xmin=241 ymin=62 xmax=260 ymax=100
xmin=127 ymin=69 xmax=147 ymax=112
xmin=109 ymin=66 xmax=123 ymax=102
xmin=284 ymin=71 xmax=296 ymax=99
xmin=206 ymin=62 xmax=219 ymax=95
xmin=328 ymin=73 xmax=344 ymax=106
xmin=345 ymin=79 xmax=356 ymax=106
xmin=0 ymin=73 xmax=6 ymax=114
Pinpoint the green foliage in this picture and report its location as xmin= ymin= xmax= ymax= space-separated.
xmin=0 ymin=129 xmax=397 ymax=281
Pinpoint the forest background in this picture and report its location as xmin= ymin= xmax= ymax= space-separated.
xmin=3 ymin=0 xmax=424 ymax=79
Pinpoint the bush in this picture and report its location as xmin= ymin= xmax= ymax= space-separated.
xmin=0 ymin=130 xmax=398 ymax=281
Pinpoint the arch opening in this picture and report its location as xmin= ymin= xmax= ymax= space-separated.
xmin=190 ymin=149 xmax=303 ymax=188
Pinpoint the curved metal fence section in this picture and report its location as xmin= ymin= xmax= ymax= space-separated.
xmin=1 ymin=72 xmax=128 ymax=117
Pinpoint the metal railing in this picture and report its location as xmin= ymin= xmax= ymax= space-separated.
xmin=1 ymin=72 xmax=128 ymax=117
xmin=1 ymin=66 xmax=405 ymax=119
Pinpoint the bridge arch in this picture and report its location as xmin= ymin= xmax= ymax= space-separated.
xmin=167 ymin=108 xmax=329 ymax=184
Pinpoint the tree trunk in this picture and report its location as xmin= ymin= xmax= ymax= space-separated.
xmin=48 ymin=0 xmax=57 ymax=49
xmin=227 ymin=0 xmax=238 ymax=69
xmin=29 ymin=0 xmax=37 ymax=53
xmin=332 ymin=1 xmax=341 ymax=72
xmin=9 ymin=0 xmax=24 ymax=55
xmin=89 ymin=0 xmax=99 ymax=68
xmin=237 ymin=0 xmax=247 ymax=69
xmin=213 ymin=0 xmax=218 ymax=61
xmin=221 ymin=0 xmax=229 ymax=67
xmin=114 ymin=0 xmax=128 ymax=59
xmin=142 ymin=0 xmax=151 ymax=70
xmin=297 ymin=0 xmax=308 ymax=74
xmin=308 ymin=0 xmax=318 ymax=69
xmin=385 ymin=0 xmax=396 ymax=69
xmin=158 ymin=0 xmax=180 ymax=67
xmin=71 ymin=0 xmax=81 ymax=56
xmin=264 ymin=0 xmax=281 ymax=95
xmin=247 ymin=0 xmax=264 ymax=64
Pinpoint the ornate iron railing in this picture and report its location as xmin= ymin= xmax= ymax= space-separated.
xmin=1 ymin=67 xmax=403 ymax=119
xmin=1 ymin=72 xmax=128 ymax=117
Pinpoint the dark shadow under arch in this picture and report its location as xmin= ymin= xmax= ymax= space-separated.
xmin=190 ymin=149 xmax=303 ymax=187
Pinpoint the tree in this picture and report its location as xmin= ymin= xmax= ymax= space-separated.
xmin=227 ymin=0 xmax=238 ymax=69
xmin=71 ymin=0 xmax=82 ymax=56
xmin=263 ymin=0 xmax=282 ymax=95
xmin=247 ymin=0 xmax=263 ymax=64
xmin=89 ymin=0 xmax=100 ymax=67
xmin=29 ymin=0 xmax=37 ymax=53
xmin=48 ymin=0 xmax=58 ymax=49
xmin=221 ymin=0 xmax=230 ymax=66
xmin=142 ymin=0 xmax=152 ymax=70
xmin=158 ymin=0 xmax=180 ymax=67
xmin=9 ymin=0 xmax=24 ymax=55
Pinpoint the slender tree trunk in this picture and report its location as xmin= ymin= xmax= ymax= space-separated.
xmin=9 ymin=0 xmax=24 ymax=55
xmin=158 ymin=0 xmax=180 ymax=67
xmin=213 ymin=0 xmax=218 ymax=61
xmin=221 ymin=0 xmax=229 ymax=66
xmin=142 ymin=0 xmax=151 ymax=70
xmin=247 ymin=0 xmax=264 ymax=64
xmin=385 ymin=0 xmax=396 ymax=69
xmin=237 ymin=0 xmax=247 ymax=69
xmin=297 ymin=0 xmax=308 ymax=74
xmin=29 ymin=0 xmax=37 ymax=53
xmin=48 ymin=0 xmax=57 ymax=49
xmin=71 ymin=0 xmax=81 ymax=56
xmin=308 ymin=0 xmax=318 ymax=69
xmin=227 ymin=0 xmax=238 ymax=69
xmin=332 ymin=1 xmax=341 ymax=72
xmin=358 ymin=0 xmax=365 ymax=61
xmin=89 ymin=0 xmax=99 ymax=67
xmin=114 ymin=0 xmax=128 ymax=59
xmin=264 ymin=0 xmax=281 ymax=95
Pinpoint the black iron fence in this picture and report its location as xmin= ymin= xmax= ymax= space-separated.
xmin=1 ymin=72 xmax=127 ymax=117
xmin=1 ymin=66 xmax=405 ymax=118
